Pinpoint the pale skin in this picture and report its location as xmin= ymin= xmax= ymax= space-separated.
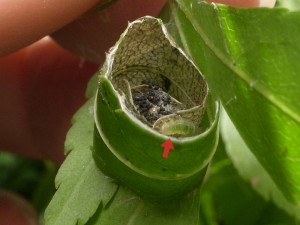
xmin=0 ymin=0 xmax=276 ymax=223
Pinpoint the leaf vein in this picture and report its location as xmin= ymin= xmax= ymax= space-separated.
xmin=176 ymin=1 xmax=300 ymax=124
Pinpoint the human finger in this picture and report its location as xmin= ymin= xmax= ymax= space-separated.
xmin=0 ymin=0 xmax=102 ymax=57
xmin=51 ymin=0 xmax=167 ymax=63
xmin=0 ymin=37 xmax=98 ymax=164
xmin=0 ymin=190 xmax=39 ymax=225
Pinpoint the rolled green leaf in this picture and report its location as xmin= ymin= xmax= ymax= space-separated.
xmin=93 ymin=16 xmax=219 ymax=200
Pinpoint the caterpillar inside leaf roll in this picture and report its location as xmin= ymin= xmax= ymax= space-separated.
xmin=93 ymin=16 xmax=219 ymax=201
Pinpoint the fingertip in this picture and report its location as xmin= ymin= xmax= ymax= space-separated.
xmin=259 ymin=0 xmax=276 ymax=8
xmin=0 ymin=190 xmax=39 ymax=225
xmin=51 ymin=0 xmax=167 ymax=63
xmin=0 ymin=0 xmax=101 ymax=57
xmin=0 ymin=37 xmax=98 ymax=164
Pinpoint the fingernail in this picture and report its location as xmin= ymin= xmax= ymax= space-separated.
xmin=259 ymin=0 xmax=276 ymax=8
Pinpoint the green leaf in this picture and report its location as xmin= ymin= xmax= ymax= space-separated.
xmin=199 ymin=139 xmax=296 ymax=225
xmin=44 ymin=96 xmax=118 ymax=225
xmin=173 ymin=0 xmax=300 ymax=204
xmin=220 ymin=110 xmax=300 ymax=221
xmin=93 ymin=13 xmax=219 ymax=201
xmin=88 ymin=187 xmax=201 ymax=225
xmin=0 ymin=151 xmax=56 ymax=212
xmin=276 ymin=0 xmax=300 ymax=11
xmin=45 ymin=75 xmax=204 ymax=225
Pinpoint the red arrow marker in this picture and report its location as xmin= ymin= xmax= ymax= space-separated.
xmin=161 ymin=138 xmax=174 ymax=158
